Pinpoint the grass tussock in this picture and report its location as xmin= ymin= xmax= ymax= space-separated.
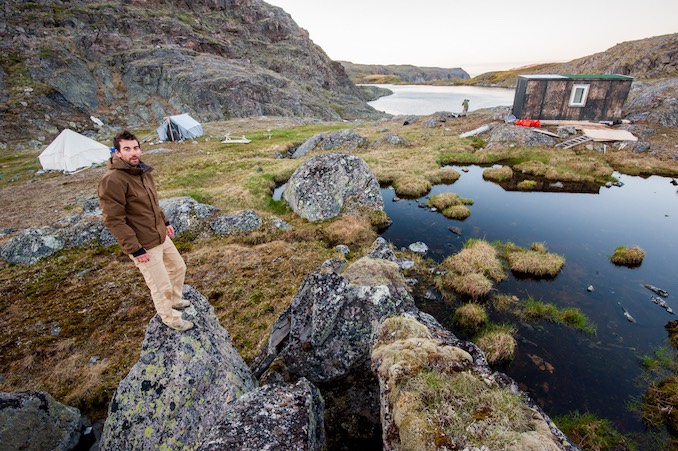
xmin=392 ymin=176 xmax=432 ymax=198
xmin=610 ymin=245 xmax=645 ymax=267
xmin=442 ymin=205 xmax=471 ymax=220
xmin=453 ymin=303 xmax=488 ymax=334
xmin=440 ymin=272 xmax=493 ymax=300
xmin=506 ymin=242 xmax=565 ymax=278
xmin=426 ymin=168 xmax=461 ymax=185
xmin=482 ymin=166 xmax=513 ymax=182
xmin=425 ymin=193 xmax=472 ymax=210
xmin=555 ymin=411 xmax=632 ymax=451
xmin=442 ymin=239 xmax=506 ymax=282
xmin=475 ymin=324 xmax=517 ymax=365
xmin=492 ymin=293 xmax=520 ymax=312
xmin=521 ymin=297 xmax=597 ymax=334
xmin=517 ymin=180 xmax=537 ymax=190
xmin=321 ymin=214 xmax=377 ymax=248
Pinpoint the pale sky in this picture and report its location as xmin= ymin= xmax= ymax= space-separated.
xmin=266 ymin=0 xmax=678 ymax=77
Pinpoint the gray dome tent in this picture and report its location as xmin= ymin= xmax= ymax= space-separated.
xmin=156 ymin=114 xmax=204 ymax=141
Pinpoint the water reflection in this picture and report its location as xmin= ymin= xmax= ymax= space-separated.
xmin=380 ymin=165 xmax=678 ymax=432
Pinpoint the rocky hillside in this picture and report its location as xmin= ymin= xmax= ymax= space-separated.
xmin=0 ymin=0 xmax=381 ymax=146
xmin=467 ymin=33 xmax=678 ymax=88
xmin=340 ymin=61 xmax=469 ymax=84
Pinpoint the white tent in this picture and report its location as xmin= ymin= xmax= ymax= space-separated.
xmin=38 ymin=129 xmax=111 ymax=173
xmin=156 ymin=114 xmax=204 ymax=141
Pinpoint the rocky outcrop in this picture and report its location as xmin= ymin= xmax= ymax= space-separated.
xmin=0 ymin=0 xmax=382 ymax=146
xmin=100 ymin=285 xmax=257 ymax=449
xmin=100 ymin=284 xmax=326 ymax=450
xmin=0 ymin=197 xmax=270 ymax=265
xmin=282 ymin=153 xmax=384 ymax=222
xmin=0 ymin=391 xmax=82 ymax=451
xmin=486 ymin=123 xmax=557 ymax=149
xmin=624 ymin=78 xmax=678 ymax=127
xmin=251 ymin=238 xmax=578 ymax=449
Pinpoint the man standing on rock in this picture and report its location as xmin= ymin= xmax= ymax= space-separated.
xmin=98 ymin=130 xmax=193 ymax=332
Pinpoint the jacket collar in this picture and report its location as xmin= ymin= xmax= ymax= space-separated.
xmin=107 ymin=155 xmax=153 ymax=175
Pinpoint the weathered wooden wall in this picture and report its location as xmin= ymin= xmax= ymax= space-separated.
xmin=513 ymin=77 xmax=632 ymax=121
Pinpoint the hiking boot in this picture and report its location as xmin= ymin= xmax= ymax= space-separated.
xmin=168 ymin=320 xmax=194 ymax=332
xmin=173 ymin=299 xmax=191 ymax=309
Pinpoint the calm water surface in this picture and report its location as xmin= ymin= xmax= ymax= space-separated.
xmin=380 ymin=166 xmax=678 ymax=432
xmin=367 ymin=84 xmax=515 ymax=115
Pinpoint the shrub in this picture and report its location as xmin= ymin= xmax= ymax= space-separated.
xmin=610 ymin=246 xmax=645 ymax=267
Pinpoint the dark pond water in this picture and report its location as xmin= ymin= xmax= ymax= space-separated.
xmin=380 ymin=165 xmax=678 ymax=433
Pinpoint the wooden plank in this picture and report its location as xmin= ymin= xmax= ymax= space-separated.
xmin=581 ymin=128 xmax=638 ymax=142
xmin=532 ymin=128 xmax=559 ymax=137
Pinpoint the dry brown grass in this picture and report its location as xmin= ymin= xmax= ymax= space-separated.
xmin=442 ymin=240 xmax=506 ymax=282
xmin=453 ymin=303 xmax=488 ymax=333
xmin=426 ymin=168 xmax=461 ymax=185
xmin=475 ymin=325 xmax=517 ymax=365
xmin=610 ymin=246 xmax=645 ymax=267
xmin=482 ymin=166 xmax=513 ymax=182
xmin=492 ymin=293 xmax=519 ymax=312
xmin=442 ymin=205 xmax=471 ymax=220
xmin=321 ymin=214 xmax=377 ymax=248
xmin=426 ymin=192 xmax=472 ymax=210
xmin=392 ymin=176 xmax=432 ymax=198
xmin=507 ymin=247 xmax=565 ymax=278
xmin=441 ymin=272 xmax=493 ymax=300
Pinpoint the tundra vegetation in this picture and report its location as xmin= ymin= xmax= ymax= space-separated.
xmin=474 ymin=324 xmax=517 ymax=365
xmin=452 ymin=303 xmax=488 ymax=334
xmin=425 ymin=192 xmax=473 ymax=220
xmin=554 ymin=411 xmax=632 ymax=450
xmin=498 ymin=241 xmax=566 ymax=278
xmin=610 ymin=245 xmax=645 ymax=267
xmin=372 ymin=316 xmax=556 ymax=450
xmin=0 ymin=112 xmax=675 ymax=443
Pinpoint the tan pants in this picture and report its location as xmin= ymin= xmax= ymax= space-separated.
xmin=131 ymin=238 xmax=187 ymax=328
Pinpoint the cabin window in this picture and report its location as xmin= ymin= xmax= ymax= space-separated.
xmin=569 ymin=84 xmax=589 ymax=107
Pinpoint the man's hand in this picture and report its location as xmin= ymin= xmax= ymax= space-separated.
xmin=166 ymin=225 xmax=175 ymax=239
xmin=135 ymin=253 xmax=150 ymax=263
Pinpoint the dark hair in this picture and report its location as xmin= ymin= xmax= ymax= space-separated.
xmin=113 ymin=130 xmax=139 ymax=151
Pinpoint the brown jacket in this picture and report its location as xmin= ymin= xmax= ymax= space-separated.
xmin=98 ymin=155 xmax=168 ymax=255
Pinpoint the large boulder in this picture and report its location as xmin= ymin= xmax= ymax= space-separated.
xmin=290 ymin=129 xmax=367 ymax=159
xmin=210 ymin=210 xmax=262 ymax=235
xmin=0 ymin=391 xmax=82 ymax=451
xmin=99 ymin=285 xmax=257 ymax=450
xmin=282 ymin=153 xmax=383 ymax=222
xmin=159 ymin=196 xmax=217 ymax=236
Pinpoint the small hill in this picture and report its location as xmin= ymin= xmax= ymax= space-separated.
xmin=464 ymin=33 xmax=678 ymax=88
xmin=340 ymin=61 xmax=470 ymax=84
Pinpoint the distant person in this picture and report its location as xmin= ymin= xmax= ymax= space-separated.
xmin=98 ymin=130 xmax=193 ymax=332
xmin=461 ymin=99 xmax=470 ymax=116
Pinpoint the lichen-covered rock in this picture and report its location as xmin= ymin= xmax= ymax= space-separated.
xmin=282 ymin=153 xmax=383 ymax=222
xmin=54 ymin=213 xmax=116 ymax=247
xmin=198 ymin=378 xmax=325 ymax=450
xmin=0 ymin=391 xmax=82 ymax=451
xmin=624 ymin=78 xmax=678 ymax=127
xmin=290 ymin=129 xmax=367 ymax=159
xmin=487 ymin=124 xmax=557 ymax=149
xmin=210 ymin=209 xmax=262 ymax=235
xmin=0 ymin=227 xmax=65 ymax=264
xmin=99 ymin=285 xmax=257 ymax=450
xmin=160 ymin=197 xmax=217 ymax=235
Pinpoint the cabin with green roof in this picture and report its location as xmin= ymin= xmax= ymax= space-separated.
xmin=511 ymin=74 xmax=633 ymax=122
